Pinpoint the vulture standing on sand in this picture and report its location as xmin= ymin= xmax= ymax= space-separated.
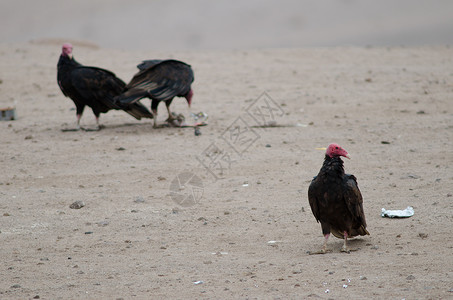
xmin=115 ymin=59 xmax=194 ymax=128
xmin=57 ymin=43 xmax=153 ymax=130
xmin=308 ymin=143 xmax=369 ymax=254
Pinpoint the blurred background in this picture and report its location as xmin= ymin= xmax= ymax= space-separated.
xmin=1 ymin=0 xmax=453 ymax=50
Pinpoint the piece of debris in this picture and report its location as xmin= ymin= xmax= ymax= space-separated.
xmin=381 ymin=206 xmax=414 ymax=218
xmin=69 ymin=201 xmax=85 ymax=209
xmin=0 ymin=107 xmax=16 ymax=121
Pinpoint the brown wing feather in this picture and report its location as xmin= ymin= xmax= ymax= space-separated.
xmin=308 ymin=176 xmax=321 ymax=222
xmin=343 ymin=174 xmax=369 ymax=236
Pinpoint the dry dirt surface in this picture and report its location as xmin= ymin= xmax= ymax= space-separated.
xmin=0 ymin=41 xmax=452 ymax=299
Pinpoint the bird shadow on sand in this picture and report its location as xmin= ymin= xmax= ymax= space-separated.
xmin=307 ymin=237 xmax=369 ymax=255
xmin=60 ymin=121 xmax=205 ymax=133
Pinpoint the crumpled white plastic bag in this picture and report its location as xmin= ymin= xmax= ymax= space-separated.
xmin=381 ymin=206 xmax=414 ymax=218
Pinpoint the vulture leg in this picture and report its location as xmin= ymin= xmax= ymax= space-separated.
xmin=152 ymin=109 xmax=158 ymax=128
xmin=309 ymin=234 xmax=330 ymax=255
xmin=165 ymin=101 xmax=175 ymax=121
xmin=341 ymin=231 xmax=350 ymax=253
xmin=73 ymin=104 xmax=85 ymax=131
xmin=309 ymin=222 xmax=332 ymax=255
xmin=94 ymin=116 xmax=101 ymax=131
xmin=75 ymin=113 xmax=82 ymax=130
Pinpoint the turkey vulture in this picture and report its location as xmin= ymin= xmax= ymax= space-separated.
xmin=115 ymin=59 xmax=194 ymax=128
xmin=57 ymin=43 xmax=153 ymax=131
xmin=308 ymin=143 xmax=369 ymax=254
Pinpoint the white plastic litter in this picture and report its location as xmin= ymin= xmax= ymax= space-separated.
xmin=381 ymin=206 xmax=414 ymax=218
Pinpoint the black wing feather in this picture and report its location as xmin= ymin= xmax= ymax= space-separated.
xmin=117 ymin=60 xmax=194 ymax=105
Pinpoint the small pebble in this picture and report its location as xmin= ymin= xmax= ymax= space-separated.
xmin=418 ymin=233 xmax=428 ymax=239
xmin=69 ymin=201 xmax=85 ymax=209
xmin=265 ymin=144 xmax=271 ymax=148
xmin=406 ymin=275 xmax=415 ymax=280
xmin=134 ymin=196 xmax=145 ymax=203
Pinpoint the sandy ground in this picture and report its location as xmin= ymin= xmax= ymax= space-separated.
xmin=0 ymin=41 xmax=452 ymax=299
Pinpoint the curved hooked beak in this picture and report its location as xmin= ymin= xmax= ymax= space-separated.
xmin=185 ymin=89 xmax=193 ymax=108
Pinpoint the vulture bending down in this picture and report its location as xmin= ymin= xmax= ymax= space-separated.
xmin=308 ymin=143 xmax=369 ymax=254
xmin=115 ymin=59 xmax=194 ymax=128
xmin=57 ymin=43 xmax=153 ymax=130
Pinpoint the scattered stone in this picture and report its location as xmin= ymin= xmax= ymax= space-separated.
xmin=11 ymin=284 xmax=21 ymax=288
xmin=265 ymin=144 xmax=271 ymax=148
xmin=406 ymin=275 xmax=415 ymax=280
xmin=84 ymin=231 xmax=93 ymax=235
xmin=157 ymin=176 xmax=166 ymax=181
xmin=365 ymin=78 xmax=372 ymax=82
xmin=3 ymin=212 xmax=10 ymax=216
xmin=70 ymin=201 xmax=85 ymax=209
xmin=96 ymin=220 xmax=109 ymax=227
xmin=416 ymin=110 xmax=426 ymax=114
xmin=134 ymin=196 xmax=145 ymax=203
xmin=418 ymin=233 xmax=428 ymax=239
xmin=407 ymin=174 xmax=420 ymax=179
xmin=25 ymin=135 xmax=33 ymax=140
xmin=360 ymin=276 xmax=367 ymax=280
xmin=381 ymin=141 xmax=390 ymax=144
xmin=115 ymin=147 xmax=126 ymax=151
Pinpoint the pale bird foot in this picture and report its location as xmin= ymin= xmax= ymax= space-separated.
xmin=341 ymin=246 xmax=350 ymax=253
xmin=82 ymin=125 xmax=102 ymax=132
xmin=308 ymin=248 xmax=330 ymax=255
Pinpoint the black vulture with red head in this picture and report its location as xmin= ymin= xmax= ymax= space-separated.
xmin=308 ymin=143 xmax=369 ymax=254
xmin=115 ymin=59 xmax=194 ymax=128
xmin=57 ymin=43 xmax=153 ymax=130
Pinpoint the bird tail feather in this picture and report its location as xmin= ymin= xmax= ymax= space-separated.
xmin=123 ymin=102 xmax=153 ymax=120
